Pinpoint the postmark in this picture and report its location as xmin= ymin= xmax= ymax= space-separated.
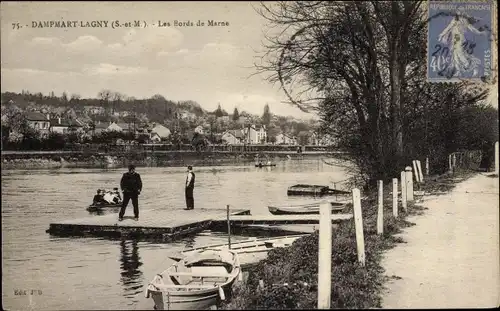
xmin=427 ymin=1 xmax=493 ymax=83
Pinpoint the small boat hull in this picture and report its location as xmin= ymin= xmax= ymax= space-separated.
xmin=255 ymin=164 xmax=276 ymax=167
xmin=168 ymin=235 xmax=307 ymax=267
xmin=149 ymin=283 xmax=229 ymax=310
xmin=87 ymin=203 xmax=122 ymax=210
xmin=268 ymin=201 xmax=347 ymax=215
xmin=146 ymin=250 xmax=240 ymax=310
xmin=287 ymin=184 xmax=350 ymax=196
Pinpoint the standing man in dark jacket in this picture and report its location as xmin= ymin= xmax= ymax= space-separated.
xmin=185 ymin=166 xmax=195 ymax=210
xmin=119 ymin=164 xmax=142 ymax=221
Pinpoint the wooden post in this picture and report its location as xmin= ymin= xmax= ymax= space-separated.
xmin=392 ymin=178 xmax=398 ymax=217
xmin=452 ymin=153 xmax=457 ymax=170
xmin=352 ymin=188 xmax=365 ymax=266
xmin=417 ymin=160 xmax=424 ymax=183
xmin=495 ymin=141 xmax=499 ymax=175
xmin=449 ymin=154 xmax=453 ymax=173
xmin=401 ymin=171 xmax=407 ymax=212
xmin=226 ymin=204 xmax=231 ymax=249
xmin=317 ymin=202 xmax=332 ymax=309
xmin=412 ymin=160 xmax=420 ymax=183
xmin=405 ymin=166 xmax=414 ymax=201
xmin=377 ymin=180 xmax=384 ymax=235
xmin=426 ymin=157 xmax=430 ymax=176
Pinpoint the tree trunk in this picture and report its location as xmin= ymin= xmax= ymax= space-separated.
xmin=390 ymin=47 xmax=404 ymax=159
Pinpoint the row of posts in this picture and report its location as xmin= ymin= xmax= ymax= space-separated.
xmin=317 ymin=158 xmax=427 ymax=309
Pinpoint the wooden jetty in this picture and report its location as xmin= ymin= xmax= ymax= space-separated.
xmin=46 ymin=208 xmax=250 ymax=241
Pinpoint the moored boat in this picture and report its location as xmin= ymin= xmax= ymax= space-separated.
xmin=168 ymin=235 xmax=307 ymax=267
xmin=287 ymin=184 xmax=351 ymax=196
xmin=145 ymin=249 xmax=240 ymax=310
xmin=268 ymin=200 xmax=348 ymax=215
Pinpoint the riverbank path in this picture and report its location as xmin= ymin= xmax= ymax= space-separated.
xmin=382 ymin=172 xmax=499 ymax=308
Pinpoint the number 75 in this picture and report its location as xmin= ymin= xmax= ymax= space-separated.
xmin=12 ymin=23 xmax=20 ymax=29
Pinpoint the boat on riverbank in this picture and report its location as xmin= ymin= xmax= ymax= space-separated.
xmin=145 ymin=249 xmax=240 ymax=310
xmin=268 ymin=200 xmax=348 ymax=215
xmin=287 ymin=184 xmax=351 ymax=196
xmin=168 ymin=235 xmax=307 ymax=268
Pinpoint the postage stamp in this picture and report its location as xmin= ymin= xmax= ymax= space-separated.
xmin=427 ymin=1 xmax=494 ymax=83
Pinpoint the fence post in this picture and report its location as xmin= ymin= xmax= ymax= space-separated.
xmin=318 ymin=202 xmax=332 ymax=309
xmin=449 ymin=154 xmax=453 ymax=174
xmin=352 ymin=188 xmax=365 ymax=266
xmin=377 ymin=180 xmax=384 ymax=235
xmin=405 ymin=166 xmax=414 ymax=201
xmin=426 ymin=157 xmax=430 ymax=176
xmin=401 ymin=171 xmax=408 ymax=212
xmin=412 ymin=160 xmax=420 ymax=183
xmin=495 ymin=141 xmax=499 ymax=175
xmin=452 ymin=153 xmax=457 ymax=171
xmin=392 ymin=178 xmax=398 ymax=217
xmin=226 ymin=205 xmax=231 ymax=249
xmin=417 ymin=160 xmax=424 ymax=183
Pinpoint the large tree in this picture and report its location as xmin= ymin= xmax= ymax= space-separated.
xmin=261 ymin=103 xmax=271 ymax=126
xmin=233 ymin=107 xmax=240 ymax=121
xmin=255 ymin=1 xmax=490 ymax=184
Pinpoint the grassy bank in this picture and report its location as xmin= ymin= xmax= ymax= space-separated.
xmin=222 ymin=170 xmax=476 ymax=309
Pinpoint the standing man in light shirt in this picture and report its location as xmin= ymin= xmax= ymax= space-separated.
xmin=185 ymin=166 xmax=195 ymax=210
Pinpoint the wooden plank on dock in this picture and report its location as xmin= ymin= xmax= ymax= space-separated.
xmin=47 ymin=208 xmax=250 ymax=241
xmin=213 ymin=214 xmax=353 ymax=226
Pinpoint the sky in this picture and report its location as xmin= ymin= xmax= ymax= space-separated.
xmin=1 ymin=1 xmax=497 ymax=118
xmin=0 ymin=1 xmax=313 ymax=119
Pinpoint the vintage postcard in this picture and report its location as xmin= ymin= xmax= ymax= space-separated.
xmin=1 ymin=2 xmax=498 ymax=311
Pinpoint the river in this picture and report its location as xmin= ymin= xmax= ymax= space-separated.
xmin=1 ymin=159 xmax=350 ymax=310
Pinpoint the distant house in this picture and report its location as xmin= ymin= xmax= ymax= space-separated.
xmin=84 ymin=106 xmax=105 ymax=115
xmin=242 ymin=124 xmax=267 ymax=144
xmin=151 ymin=123 xmax=171 ymax=139
xmin=150 ymin=133 xmax=162 ymax=143
xmin=50 ymin=117 xmax=84 ymax=134
xmin=25 ymin=112 xmax=50 ymax=136
xmin=309 ymin=132 xmax=321 ymax=145
xmin=276 ymin=133 xmax=296 ymax=145
xmin=107 ymin=122 xmax=124 ymax=132
xmin=222 ymin=130 xmax=244 ymax=145
xmin=93 ymin=123 xmax=109 ymax=134
xmin=217 ymin=115 xmax=230 ymax=122
xmin=194 ymin=125 xmax=205 ymax=134
xmin=180 ymin=110 xmax=196 ymax=121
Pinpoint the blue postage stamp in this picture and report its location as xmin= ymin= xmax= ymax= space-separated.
xmin=427 ymin=1 xmax=493 ymax=82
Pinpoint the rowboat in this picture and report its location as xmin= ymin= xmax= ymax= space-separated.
xmin=287 ymin=184 xmax=351 ymax=196
xmin=168 ymin=235 xmax=307 ymax=268
xmin=255 ymin=163 xmax=276 ymax=167
xmin=145 ymin=249 xmax=241 ymax=310
xmin=86 ymin=202 xmax=122 ymax=210
xmin=268 ymin=200 xmax=348 ymax=215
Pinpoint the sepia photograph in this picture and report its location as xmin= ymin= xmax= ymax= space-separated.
xmin=1 ymin=1 xmax=498 ymax=310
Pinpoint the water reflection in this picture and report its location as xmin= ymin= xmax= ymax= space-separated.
xmin=119 ymin=239 xmax=144 ymax=300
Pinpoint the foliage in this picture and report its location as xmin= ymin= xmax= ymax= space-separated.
xmin=261 ymin=104 xmax=271 ymax=126
xmin=233 ymin=108 xmax=240 ymax=121
xmin=255 ymin=1 xmax=493 ymax=187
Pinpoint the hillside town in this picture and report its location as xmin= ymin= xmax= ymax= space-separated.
xmin=0 ymin=91 xmax=334 ymax=150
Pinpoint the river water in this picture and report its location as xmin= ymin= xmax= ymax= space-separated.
xmin=1 ymin=159 xmax=349 ymax=310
